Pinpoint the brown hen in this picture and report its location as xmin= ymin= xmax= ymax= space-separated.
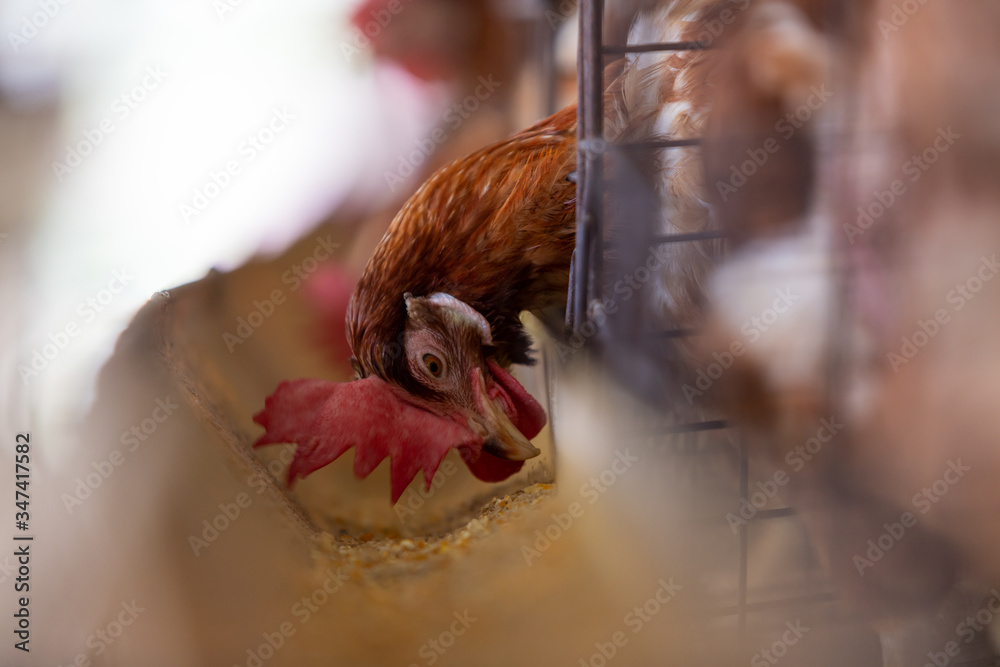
xmin=255 ymin=2 xmax=720 ymax=503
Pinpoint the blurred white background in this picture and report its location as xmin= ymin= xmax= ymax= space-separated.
xmin=0 ymin=0 xmax=455 ymax=460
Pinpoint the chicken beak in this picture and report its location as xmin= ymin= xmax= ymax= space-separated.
xmin=470 ymin=368 xmax=541 ymax=462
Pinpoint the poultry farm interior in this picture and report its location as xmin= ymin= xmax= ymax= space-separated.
xmin=5 ymin=0 xmax=1000 ymax=666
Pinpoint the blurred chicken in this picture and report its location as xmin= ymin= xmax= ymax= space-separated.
xmin=349 ymin=0 xmax=516 ymax=87
xmin=255 ymin=1 xmax=724 ymax=503
xmin=696 ymin=0 xmax=1000 ymax=654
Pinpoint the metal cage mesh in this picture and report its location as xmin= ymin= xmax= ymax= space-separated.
xmin=570 ymin=0 xmax=861 ymax=653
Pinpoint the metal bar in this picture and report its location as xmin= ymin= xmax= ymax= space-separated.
xmin=646 ymin=419 xmax=731 ymax=435
xmin=616 ymin=138 xmax=703 ymax=149
xmin=603 ymin=41 xmax=712 ymax=54
xmin=824 ymin=0 xmax=856 ymax=486
xmin=602 ymin=229 xmax=724 ymax=252
xmin=682 ymin=507 xmax=799 ymax=526
xmin=649 ymin=229 xmax=726 ymax=245
xmin=751 ymin=507 xmax=797 ymax=521
xmin=574 ymin=0 xmax=605 ymax=330
xmin=654 ymin=327 xmax=699 ymax=339
xmin=738 ymin=437 xmax=749 ymax=634
xmin=678 ymin=506 xmax=797 ymax=528
xmin=710 ymin=592 xmax=836 ymax=618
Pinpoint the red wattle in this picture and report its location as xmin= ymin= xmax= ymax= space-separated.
xmin=485 ymin=359 xmax=547 ymax=439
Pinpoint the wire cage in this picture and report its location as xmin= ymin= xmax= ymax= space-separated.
xmin=568 ymin=0 xmax=880 ymax=662
xmin=566 ymin=2 xmax=1000 ymax=666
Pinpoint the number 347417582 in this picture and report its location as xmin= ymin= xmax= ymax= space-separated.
xmin=15 ymin=434 xmax=29 ymax=527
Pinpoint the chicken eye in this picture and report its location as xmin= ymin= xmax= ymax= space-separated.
xmin=422 ymin=353 xmax=445 ymax=378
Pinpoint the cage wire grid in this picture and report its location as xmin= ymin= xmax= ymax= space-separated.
xmin=569 ymin=0 xmax=843 ymax=641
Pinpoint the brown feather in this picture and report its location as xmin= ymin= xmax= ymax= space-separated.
xmin=347 ymin=105 xmax=578 ymax=396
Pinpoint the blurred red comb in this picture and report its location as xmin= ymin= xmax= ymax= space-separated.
xmin=253 ymin=375 xmax=530 ymax=504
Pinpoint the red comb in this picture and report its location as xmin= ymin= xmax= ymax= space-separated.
xmin=253 ymin=371 xmax=543 ymax=503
